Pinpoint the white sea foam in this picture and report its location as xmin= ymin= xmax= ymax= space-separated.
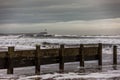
xmin=0 ymin=35 xmax=120 ymax=50
xmin=0 ymin=69 xmax=119 ymax=80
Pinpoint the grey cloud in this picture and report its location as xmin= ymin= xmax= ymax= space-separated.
xmin=0 ymin=0 xmax=120 ymax=23
xmin=0 ymin=18 xmax=120 ymax=35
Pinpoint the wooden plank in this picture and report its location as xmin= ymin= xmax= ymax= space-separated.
xmin=0 ymin=52 xmax=7 ymax=58
xmin=84 ymin=55 xmax=98 ymax=61
xmin=113 ymin=45 xmax=117 ymax=65
xmin=64 ymin=56 xmax=78 ymax=62
xmin=14 ymin=50 xmax=35 ymax=57
xmin=98 ymin=43 xmax=102 ymax=66
xmin=0 ymin=58 xmax=7 ymax=69
xmin=64 ymin=55 xmax=98 ymax=62
xmin=79 ymin=44 xmax=84 ymax=67
xmin=83 ymin=47 xmax=98 ymax=56
xmin=12 ymin=57 xmax=34 ymax=67
xmin=64 ymin=48 xmax=79 ymax=56
xmin=35 ymin=45 xmax=41 ymax=75
xmin=41 ymin=48 xmax=59 ymax=57
xmin=7 ymin=47 xmax=14 ymax=74
xmin=59 ymin=45 xmax=64 ymax=72
xmin=40 ymin=57 xmax=58 ymax=64
xmin=0 ymin=52 xmax=7 ymax=69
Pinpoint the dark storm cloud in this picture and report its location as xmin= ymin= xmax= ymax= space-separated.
xmin=0 ymin=0 xmax=120 ymax=23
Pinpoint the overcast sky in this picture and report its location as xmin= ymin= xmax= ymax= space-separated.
xmin=0 ymin=0 xmax=120 ymax=35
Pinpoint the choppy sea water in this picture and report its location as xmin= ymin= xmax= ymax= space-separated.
xmin=0 ymin=35 xmax=120 ymax=79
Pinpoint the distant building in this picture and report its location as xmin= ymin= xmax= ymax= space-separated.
xmin=36 ymin=32 xmax=48 ymax=36
xmin=22 ymin=33 xmax=34 ymax=37
xmin=35 ymin=31 xmax=53 ymax=37
xmin=22 ymin=29 xmax=54 ymax=37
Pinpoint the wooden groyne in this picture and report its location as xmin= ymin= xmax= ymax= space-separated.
xmin=0 ymin=43 xmax=117 ymax=74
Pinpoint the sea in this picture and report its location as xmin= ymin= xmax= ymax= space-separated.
xmin=0 ymin=35 xmax=120 ymax=80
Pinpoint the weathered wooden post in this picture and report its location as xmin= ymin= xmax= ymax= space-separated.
xmin=79 ymin=44 xmax=84 ymax=67
xmin=7 ymin=46 xmax=14 ymax=74
xmin=35 ymin=45 xmax=41 ymax=75
xmin=113 ymin=45 xmax=117 ymax=65
xmin=59 ymin=44 xmax=64 ymax=72
xmin=98 ymin=43 xmax=102 ymax=66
